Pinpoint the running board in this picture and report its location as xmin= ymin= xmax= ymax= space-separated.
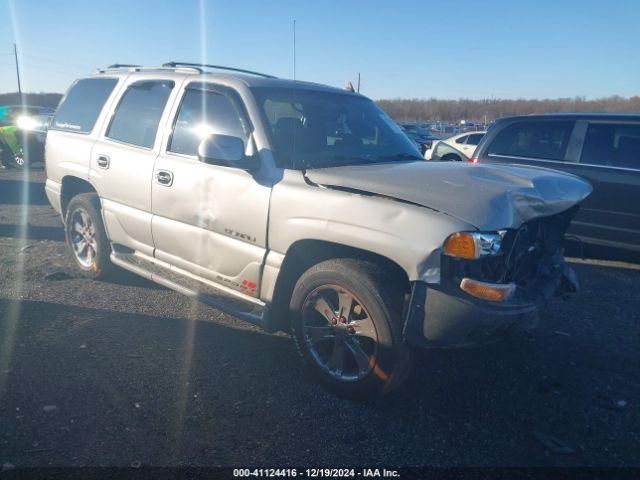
xmin=110 ymin=250 xmax=270 ymax=330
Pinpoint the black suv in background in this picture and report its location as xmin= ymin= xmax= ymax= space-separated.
xmin=472 ymin=114 xmax=640 ymax=252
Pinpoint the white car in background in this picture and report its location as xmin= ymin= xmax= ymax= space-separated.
xmin=424 ymin=131 xmax=486 ymax=161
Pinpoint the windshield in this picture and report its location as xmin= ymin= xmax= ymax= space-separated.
xmin=252 ymin=87 xmax=421 ymax=169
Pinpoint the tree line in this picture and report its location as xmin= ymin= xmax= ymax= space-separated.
xmin=2 ymin=92 xmax=639 ymax=124
xmin=0 ymin=92 xmax=62 ymax=109
xmin=377 ymin=96 xmax=640 ymax=123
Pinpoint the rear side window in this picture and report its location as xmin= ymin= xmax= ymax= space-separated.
xmin=581 ymin=123 xmax=640 ymax=169
xmin=106 ymin=80 xmax=175 ymax=148
xmin=487 ymin=121 xmax=574 ymax=161
xmin=466 ymin=133 xmax=484 ymax=146
xmin=52 ymin=78 xmax=118 ymax=133
xmin=455 ymin=135 xmax=468 ymax=144
xmin=169 ymin=87 xmax=247 ymax=156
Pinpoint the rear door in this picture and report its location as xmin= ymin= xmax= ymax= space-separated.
xmin=566 ymin=121 xmax=640 ymax=250
xmin=89 ymin=75 xmax=180 ymax=256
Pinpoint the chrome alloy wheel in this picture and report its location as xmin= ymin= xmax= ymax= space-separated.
xmin=69 ymin=208 xmax=98 ymax=268
xmin=301 ymin=285 xmax=378 ymax=382
xmin=14 ymin=151 xmax=24 ymax=166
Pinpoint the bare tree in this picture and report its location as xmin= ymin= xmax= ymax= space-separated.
xmin=377 ymin=96 xmax=640 ymax=123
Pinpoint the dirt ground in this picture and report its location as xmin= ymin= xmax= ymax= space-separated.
xmin=0 ymin=168 xmax=638 ymax=467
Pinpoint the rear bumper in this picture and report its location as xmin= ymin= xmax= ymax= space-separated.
xmin=403 ymin=262 xmax=577 ymax=348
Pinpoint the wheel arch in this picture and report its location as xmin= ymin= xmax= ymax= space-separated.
xmin=60 ymin=176 xmax=99 ymax=217
xmin=268 ymin=239 xmax=410 ymax=332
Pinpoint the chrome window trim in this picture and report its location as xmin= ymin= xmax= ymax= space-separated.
xmin=487 ymin=153 xmax=567 ymax=165
xmin=487 ymin=153 xmax=640 ymax=172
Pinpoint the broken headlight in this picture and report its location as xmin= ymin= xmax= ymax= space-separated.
xmin=443 ymin=231 xmax=505 ymax=260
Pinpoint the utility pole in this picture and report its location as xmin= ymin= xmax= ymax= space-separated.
xmin=13 ymin=43 xmax=22 ymax=102
xmin=293 ymin=19 xmax=296 ymax=81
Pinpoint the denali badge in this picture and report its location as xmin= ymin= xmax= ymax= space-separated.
xmin=224 ymin=228 xmax=256 ymax=243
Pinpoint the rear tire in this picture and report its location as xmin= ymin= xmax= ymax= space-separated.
xmin=441 ymin=153 xmax=463 ymax=162
xmin=290 ymin=259 xmax=412 ymax=400
xmin=64 ymin=193 xmax=114 ymax=280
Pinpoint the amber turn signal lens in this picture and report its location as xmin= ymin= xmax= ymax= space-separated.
xmin=460 ymin=278 xmax=515 ymax=302
xmin=443 ymin=232 xmax=477 ymax=259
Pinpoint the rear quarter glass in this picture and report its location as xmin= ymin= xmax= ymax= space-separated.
xmin=52 ymin=78 xmax=119 ymax=134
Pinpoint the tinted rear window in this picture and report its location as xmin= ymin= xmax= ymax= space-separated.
xmin=52 ymin=78 xmax=118 ymax=133
xmin=487 ymin=120 xmax=574 ymax=161
xmin=466 ymin=133 xmax=484 ymax=146
xmin=106 ymin=80 xmax=174 ymax=148
xmin=581 ymin=123 xmax=640 ymax=169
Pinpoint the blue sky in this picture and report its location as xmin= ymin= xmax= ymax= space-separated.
xmin=1 ymin=0 xmax=639 ymax=99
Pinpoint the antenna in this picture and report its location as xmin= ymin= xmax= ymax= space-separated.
xmin=13 ymin=43 xmax=22 ymax=103
xmin=357 ymin=72 xmax=361 ymax=93
xmin=293 ymin=19 xmax=296 ymax=80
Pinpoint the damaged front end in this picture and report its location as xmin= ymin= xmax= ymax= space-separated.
xmin=404 ymin=206 xmax=580 ymax=348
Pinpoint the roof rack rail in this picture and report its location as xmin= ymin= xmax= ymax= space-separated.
xmin=162 ymin=62 xmax=277 ymax=79
xmin=107 ymin=64 xmax=141 ymax=69
xmin=95 ymin=65 xmax=202 ymax=74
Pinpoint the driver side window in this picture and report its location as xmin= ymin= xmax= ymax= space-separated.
xmin=169 ymin=87 xmax=247 ymax=157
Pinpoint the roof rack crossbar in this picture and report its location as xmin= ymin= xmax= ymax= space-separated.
xmin=163 ymin=62 xmax=276 ymax=79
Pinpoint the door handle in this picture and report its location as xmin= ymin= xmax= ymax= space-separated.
xmin=96 ymin=155 xmax=110 ymax=169
xmin=155 ymin=169 xmax=174 ymax=186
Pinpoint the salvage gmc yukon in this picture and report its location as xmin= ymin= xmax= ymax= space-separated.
xmin=44 ymin=63 xmax=592 ymax=398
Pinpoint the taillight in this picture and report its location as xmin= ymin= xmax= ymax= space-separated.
xmin=468 ymin=156 xmax=480 ymax=163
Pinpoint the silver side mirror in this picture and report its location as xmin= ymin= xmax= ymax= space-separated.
xmin=198 ymin=134 xmax=257 ymax=171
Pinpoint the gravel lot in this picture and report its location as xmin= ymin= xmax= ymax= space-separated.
xmin=0 ymin=168 xmax=638 ymax=468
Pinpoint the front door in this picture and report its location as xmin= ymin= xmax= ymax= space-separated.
xmin=151 ymin=83 xmax=271 ymax=298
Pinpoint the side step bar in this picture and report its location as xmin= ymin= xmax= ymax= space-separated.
xmin=110 ymin=250 xmax=271 ymax=330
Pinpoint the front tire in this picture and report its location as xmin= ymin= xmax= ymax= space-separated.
xmin=64 ymin=193 xmax=114 ymax=279
xmin=290 ymin=259 xmax=412 ymax=400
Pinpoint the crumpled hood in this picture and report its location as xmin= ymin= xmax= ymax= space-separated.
xmin=305 ymin=161 xmax=593 ymax=230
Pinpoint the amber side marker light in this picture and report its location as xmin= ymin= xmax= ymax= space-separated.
xmin=460 ymin=278 xmax=515 ymax=302
xmin=443 ymin=232 xmax=477 ymax=259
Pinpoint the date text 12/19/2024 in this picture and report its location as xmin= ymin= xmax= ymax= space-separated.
xmin=233 ymin=469 xmax=400 ymax=478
